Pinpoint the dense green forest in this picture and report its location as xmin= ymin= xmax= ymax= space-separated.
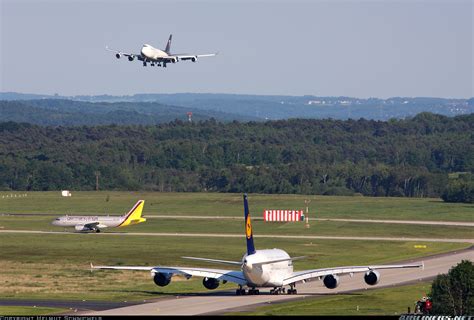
xmin=0 ymin=113 xmax=472 ymax=199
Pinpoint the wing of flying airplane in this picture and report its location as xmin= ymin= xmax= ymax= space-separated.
xmin=105 ymin=46 xmax=143 ymax=61
xmin=282 ymin=263 xmax=423 ymax=286
xmin=91 ymin=264 xmax=247 ymax=286
xmin=170 ymin=53 xmax=218 ymax=62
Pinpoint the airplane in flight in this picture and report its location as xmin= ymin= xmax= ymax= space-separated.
xmin=91 ymin=195 xmax=422 ymax=295
xmin=52 ymin=200 xmax=146 ymax=233
xmin=106 ymin=34 xmax=217 ymax=68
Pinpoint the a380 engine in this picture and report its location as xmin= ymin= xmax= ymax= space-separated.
xmin=153 ymin=272 xmax=172 ymax=287
xmin=202 ymin=277 xmax=220 ymax=290
xmin=128 ymin=55 xmax=135 ymax=61
xmin=115 ymin=53 xmax=122 ymax=59
xmin=323 ymin=274 xmax=340 ymax=289
xmin=364 ymin=270 xmax=380 ymax=286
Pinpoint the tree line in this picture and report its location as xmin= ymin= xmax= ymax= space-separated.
xmin=0 ymin=112 xmax=472 ymax=200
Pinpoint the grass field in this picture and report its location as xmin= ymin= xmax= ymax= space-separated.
xmin=0 ymin=191 xmax=472 ymax=221
xmin=230 ymin=281 xmax=432 ymax=316
xmin=0 ymin=306 xmax=67 ymax=315
xmin=0 ymin=191 xmax=471 ymax=315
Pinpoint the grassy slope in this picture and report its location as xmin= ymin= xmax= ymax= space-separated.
xmin=0 ymin=192 xmax=472 ymax=221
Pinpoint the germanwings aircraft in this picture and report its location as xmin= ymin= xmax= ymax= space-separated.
xmin=92 ymin=195 xmax=422 ymax=295
xmin=52 ymin=200 xmax=146 ymax=233
xmin=106 ymin=34 xmax=217 ymax=68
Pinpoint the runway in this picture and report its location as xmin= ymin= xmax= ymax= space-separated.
xmin=84 ymin=247 xmax=474 ymax=315
xmin=2 ymin=213 xmax=473 ymax=227
xmin=0 ymin=229 xmax=473 ymax=243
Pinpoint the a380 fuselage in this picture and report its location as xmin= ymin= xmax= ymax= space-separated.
xmin=242 ymin=249 xmax=293 ymax=287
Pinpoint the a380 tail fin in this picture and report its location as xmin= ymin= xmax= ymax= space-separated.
xmin=243 ymin=194 xmax=256 ymax=255
xmin=165 ymin=34 xmax=172 ymax=53
xmin=118 ymin=200 xmax=146 ymax=227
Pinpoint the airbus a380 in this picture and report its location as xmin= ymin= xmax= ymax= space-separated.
xmin=106 ymin=34 xmax=217 ymax=68
xmin=92 ymin=195 xmax=422 ymax=295
xmin=52 ymin=200 xmax=146 ymax=233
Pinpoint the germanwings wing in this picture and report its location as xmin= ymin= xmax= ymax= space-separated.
xmin=91 ymin=264 xmax=247 ymax=286
xmin=282 ymin=263 xmax=423 ymax=286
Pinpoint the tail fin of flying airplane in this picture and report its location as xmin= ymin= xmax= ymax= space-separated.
xmin=118 ymin=200 xmax=146 ymax=227
xmin=165 ymin=34 xmax=172 ymax=53
xmin=243 ymin=193 xmax=256 ymax=255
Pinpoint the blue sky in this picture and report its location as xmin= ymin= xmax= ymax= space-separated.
xmin=1 ymin=0 xmax=472 ymax=98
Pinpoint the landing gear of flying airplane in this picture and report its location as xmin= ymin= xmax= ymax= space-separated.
xmin=151 ymin=63 xmax=155 ymax=66
xmin=143 ymin=61 xmax=147 ymax=67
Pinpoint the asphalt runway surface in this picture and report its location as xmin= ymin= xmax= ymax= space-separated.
xmin=0 ymin=229 xmax=473 ymax=243
xmin=82 ymin=246 xmax=473 ymax=315
xmin=2 ymin=213 xmax=473 ymax=227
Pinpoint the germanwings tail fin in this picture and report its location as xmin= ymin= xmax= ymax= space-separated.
xmin=243 ymin=193 xmax=256 ymax=255
xmin=165 ymin=34 xmax=172 ymax=53
xmin=118 ymin=200 xmax=146 ymax=227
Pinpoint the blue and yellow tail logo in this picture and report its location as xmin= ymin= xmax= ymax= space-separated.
xmin=243 ymin=194 xmax=256 ymax=255
xmin=246 ymin=216 xmax=252 ymax=239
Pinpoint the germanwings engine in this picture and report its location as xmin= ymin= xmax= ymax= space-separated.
xmin=202 ymin=277 xmax=219 ymax=290
xmin=153 ymin=272 xmax=172 ymax=287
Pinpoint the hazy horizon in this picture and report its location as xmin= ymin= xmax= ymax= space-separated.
xmin=1 ymin=0 xmax=472 ymax=99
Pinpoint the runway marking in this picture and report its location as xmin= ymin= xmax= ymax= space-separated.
xmin=0 ymin=229 xmax=472 ymax=243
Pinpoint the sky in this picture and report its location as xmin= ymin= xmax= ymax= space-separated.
xmin=0 ymin=0 xmax=472 ymax=98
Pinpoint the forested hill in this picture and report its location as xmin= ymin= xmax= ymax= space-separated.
xmin=2 ymin=92 xmax=472 ymax=121
xmin=0 ymin=99 xmax=258 ymax=126
xmin=0 ymin=113 xmax=472 ymax=196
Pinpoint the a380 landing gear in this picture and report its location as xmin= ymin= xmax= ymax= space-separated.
xmin=287 ymin=284 xmax=297 ymax=295
xmin=235 ymin=286 xmax=259 ymax=295
xmin=236 ymin=285 xmax=246 ymax=295
xmin=270 ymin=287 xmax=284 ymax=295
xmin=248 ymin=287 xmax=260 ymax=295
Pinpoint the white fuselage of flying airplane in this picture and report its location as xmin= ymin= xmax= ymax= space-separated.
xmin=141 ymin=44 xmax=173 ymax=61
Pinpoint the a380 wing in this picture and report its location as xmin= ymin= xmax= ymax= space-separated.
xmin=282 ymin=263 xmax=423 ymax=286
xmin=92 ymin=264 xmax=247 ymax=286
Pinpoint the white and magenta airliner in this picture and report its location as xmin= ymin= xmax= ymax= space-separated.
xmin=92 ymin=194 xmax=422 ymax=295
xmin=106 ymin=34 xmax=217 ymax=68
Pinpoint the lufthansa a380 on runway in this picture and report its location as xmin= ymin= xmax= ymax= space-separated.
xmin=52 ymin=200 xmax=146 ymax=232
xmin=92 ymin=195 xmax=422 ymax=295
xmin=106 ymin=34 xmax=217 ymax=68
